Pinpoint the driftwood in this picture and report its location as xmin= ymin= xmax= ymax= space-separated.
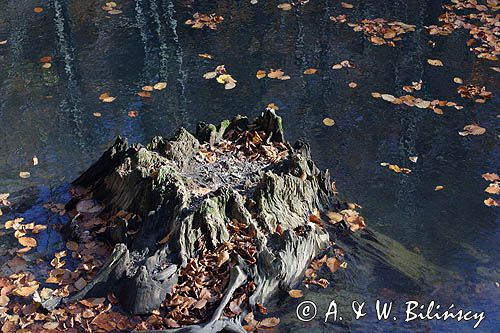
xmin=31 ymin=109 xmax=444 ymax=331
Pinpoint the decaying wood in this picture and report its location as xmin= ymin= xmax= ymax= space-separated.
xmin=34 ymin=109 xmax=443 ymax=331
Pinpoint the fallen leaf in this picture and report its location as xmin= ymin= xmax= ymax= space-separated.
xmin=303 ymin=68 xmax=318 ymax=75
xmin=458 ymin=124 xmax=486 ymax=136
xmin=484 ymin=198 xmax=499 ymax=207
xmin=482 ymin=173 xmax=499 ymax=182
xmin=137 ymin=91 xmax=151 ymax=98
xmin=102 ymin=96 xmax=116 ymax=103
xmin=288 ymin=289 xmax=303 ymax=298
xmin=277 ymin=3 xmax=292 ymax=11
xmin=198 ymin=53 xmax=213 ymax=59
xmin=34 ymin=7 xmax=44 ymax=13
xmin=348 ymin=82 xmax=357 ymax=88
xmin=18 ymin=237 xmax=37 ymax=247
xmin=142 ymin=85 xmax=154 ymax=92
xmin=32 ymin=156 xmax=39 ymax=166
xmin=453 ymin=77 xmax=463 ymax=84
xmin=427 ymin=59 xmax=443 ymax=66
xmin=409 ymin=156 xmax=418 ymax=163
xmin=40 ymin=56 xmax=52 ymax=63
xmin=19 ymin=171 xmax=31 ymax=179
xmin=154 ymin=82 xmax=167 ymax=90
xmin=128 ymin=111 xmax=139 ymax=118
xmin=485 ymin=183 xmax=500 ymax=194
xmin=93 ymin=112 xmax=102 ymax=117
xmin=341 ymin=2 xmax=354 ymax=9
xmin=434 ymin=185 xmax=444 ymax=191
xmin=323 ymin=118 xmax=335 ymax=126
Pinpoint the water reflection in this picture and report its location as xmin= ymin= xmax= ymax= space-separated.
xmin=0 ymin=0 xmax=498 ymax=331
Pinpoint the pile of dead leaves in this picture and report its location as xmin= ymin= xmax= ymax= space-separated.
xmin=197 ymin=126 xmax=289 ymax=166
xmin=457 ymin=84 xmax=492 ymax=103
xmin=204 ymin=65 xmax=237 ymax=89
xmin=482 ymin=173 xmax=500 ymax=207
xmin=185 ymin=13 xmax=224 ymax=30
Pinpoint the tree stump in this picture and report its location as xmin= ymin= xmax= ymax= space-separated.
xmin=47 ymin=109 xmax=358 ymax=331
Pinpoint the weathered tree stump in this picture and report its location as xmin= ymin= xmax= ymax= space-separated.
xmin=42 ymin=109 xmax=356 ymax=331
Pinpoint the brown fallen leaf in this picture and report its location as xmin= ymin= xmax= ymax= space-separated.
xmin=427 ymin=59 xmax=443 ymax=66
xmin=484 ymin=198 xmax=499 ymax=207
xmin=348 ymin=82 xmax=358 ymax=88
xmin=137 ymin=91 xmax=151 ymax=98
xmin=434 ymin=185 xmax=444 ymax=191
xmin=341 ymin=2 xmax=354 ymax=9
xmin=142 ymin=85 xmax=154 ymax=92
xmin=128 ymin=111 xmax=139 ymax=118
xmin=303 ymin=68 xmax=318 ymax=75
xmin=485 ymin=183 xmax=500 ymax=194
xmin=277 ymin=3 xmax=292 ymax=11
xmin=34 ymin=7 xmax=44 ymax=13
xmin=198 ymin=53 xmax=213 ymax=59
xmin=409 ymin=156 xmax=418 ymax=163
xmin=458 ymin=124 xmax=486 ymax=136
xmin=18 ymin=237 xmax=37 ymax=247
xmin=288 ymin=289 xmax=303 ymax=298
xmin=482 ymin=173 xmax=499 ymax=182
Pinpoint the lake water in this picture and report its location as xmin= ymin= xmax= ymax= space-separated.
xmin=0 ymin=0 xmax=498 ymax=332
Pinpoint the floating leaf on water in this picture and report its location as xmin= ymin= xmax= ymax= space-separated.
xmin=485 ymin=183 xmax=500 ymax=194
xmin=0 ymin=40 xmax=7 ymax=45
xmin=137 ymin=91 xmax=151 ymax=98
xmin=153 ymin=82 xmax=167 ymax=90
xmin=34 ymin=7 xmax=44 ymax=13
xmin=128 ymin=111 xmax=139 ymax=117
xmin=323 ymin=118 xmax=335 ymax=126
xmin=19 ymin=171 xmax=31 ymax=179
xmin=40 ymin=56 xmax=52 ymax=63
xmin=484 ymin=198 xmax=499 ymax=207
xmin=434 ymin=185 xmax=444 ymax=191
xmin=458 ymin=124 xmax=486 ymax=136
xmin=198 ymin=53 xmax=213 ymax=59
xmin=341 ymin=2 xmax=354 ymax=8
xmin=93 ymin=112 xmax=102 ymax=117
xmin=482 ymin=173 xmax=499 ymax=182
xmin=409 ymin=156 xmax=418 ymax=163
xmin=203 ymin=71 xmax=218 ymax=79
xmin=277 ymin=3 xmax=292 ymax=11
xmin=303 ymin=68 xmax=318 ymax=75
xmin=102 ymin=96 xmax=115 ymax=103
xmin=453 ymin=77 xmax=463 ymax=84
xmin=427 ymin=59 xmax=443 ymax=66
xmin=142 ymin=85 xmax=154 ymax=92
xmin=256 ymin=70 xmax=266 ymax=79
xmin=348 ymin=82 xmax=357 ymax=88
xmin=32 ymin=156 xmax=38 ymax=166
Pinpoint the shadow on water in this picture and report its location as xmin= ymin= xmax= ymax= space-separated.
xmin=0 ymin=0 xmax=498 ymax=332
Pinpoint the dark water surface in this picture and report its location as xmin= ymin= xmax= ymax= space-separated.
xmin=0 ymin=0 xmax=498 ymax=332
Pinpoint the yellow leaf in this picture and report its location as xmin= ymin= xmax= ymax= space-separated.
xmin=323 ymin=118 xmax=335 ymax=126
xmin=18 ymin=237 xmax=37 ymax=247
xmin=288 ymin=289 xmax=303 ymax=298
